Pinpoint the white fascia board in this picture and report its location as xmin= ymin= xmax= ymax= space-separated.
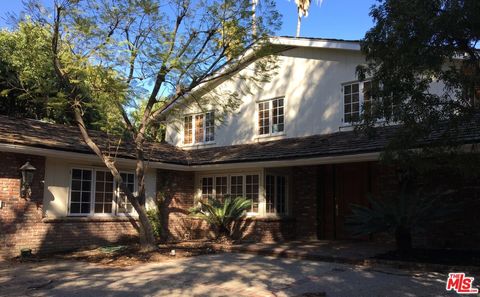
xmin=0 ymin=142 xmax=380 ymax=172
xmin=270 ymin=37 xmax=361 ymax=51
xmin=188 ymin=152 xmax=380 ymax=171
xmin=0 ymin=143 xmax=189 ymax=171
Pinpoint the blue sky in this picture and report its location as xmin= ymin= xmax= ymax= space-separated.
xmin=0 ymin=0 xmax=377 ymax=40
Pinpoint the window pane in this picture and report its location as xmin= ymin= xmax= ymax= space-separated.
xmin=72 ymin=169 xmax=82 ymax=179
xmin=94 ymin=171 xmax=114 ymax=214
xmin=344 ymin=84 xmax=351 ymax=94
xmin=215 ymin=176 xmax=228 ymax=199
xmin=184 ymin=116 xmax=193 ymax=144
xmin=81 ymin=203 xmax=90 ymax=214
xmin=205 ymin=112 xmax=215 ymax=142
xmin=201 ymin=177 xmax=213 ymax=200
xmin=266 ymin=175 xmax=275 ymax=213
xmin=230 ymin=176 xmax=244 ymax=198
xmin=272 ymin=98 xmax=284 ymax=133
xmin=195 ymin=114 xmax=204 ymax=143
xmin=71 ymin=180 xmax=81 ymax=191
xmin=70 ymin=169 xmax=92 ymax=214
xmin=258 ymin=102 xmax=270 ymax=135
xmin=344 ymin=83 xmax=360 ymax=123
xmin=82 ymin=170 xmax=92 ymax=180
xmin=118 ymin=173 xmax=135 ymax=214
xmin=70 ymin=203 xmax=80 ymax=214
xmin=266 ymin=175 xmax=287 ymax=214
xmin=352 ymin=83 xmax=359 ymax=93
xmin=245 ymin=175 xmax=259 ymax=212
xmin=71 ymin=191 xmax=80 ymax=202
xmin=276 ymin=176 xmax=286 ymax=214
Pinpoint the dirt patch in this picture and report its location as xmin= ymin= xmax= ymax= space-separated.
xmin=12 ymin=241 xmax=223 ymax=267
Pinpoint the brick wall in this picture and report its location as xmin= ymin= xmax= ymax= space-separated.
xmin=0 ymin=152 xmax=138 ymax=258
xmin=291 ymin=166 xmax=318 ymax=239
xmin=156 ymin=169 xmax=297 ymax=242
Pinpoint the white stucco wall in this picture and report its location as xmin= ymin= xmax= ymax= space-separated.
xmin=43 ymin=156 xmax=157 ymax=217
xmin=165 ymin=46 xmax=366 ymax=148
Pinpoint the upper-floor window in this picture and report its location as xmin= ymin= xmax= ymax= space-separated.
xmin=258 ymin=97 xmax=284 ymax=136
xmin=343 ymin=81 xmax=397 ymax=123
xmin=69 ymin=168 xmax=136 ymax=216
xmin=343 ymin=82 xmax=361 ymax=123
xmin=184 ymin=111 xmax=214 ymax=145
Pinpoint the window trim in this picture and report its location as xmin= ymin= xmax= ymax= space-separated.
xmin=68 ymin=167 xmax=138 ymax=217
xmin=341 ymin=80 xmax=398 ymax=125
xmin=198 ymin=172 xmax=262 ymax=216
xmin=116 ymin=171 xmax=138 ymax=216
xmin=341 ymin=81 xmax=363 ymax=124
xmin=197 ymin=170 xmax=289 ymax=217
xmin=68 ymin=167 xmax=94 ymax=216
xmin=256 ymin=97 xmax=285 ymax=137
xmin=265 ymin=174 xmax=289 ymax=215
xmin=183 ymin=111 xmax=215 ymax=145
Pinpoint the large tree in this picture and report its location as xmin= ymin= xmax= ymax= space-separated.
xmin=0 ymin=21 xmax=123 ymax=131
xmin=357 ymin=0 xmax=479 ymax=149
xmin=21 ymin=0 xmax=280 ymax=249
xmin=349 ymin=0 xmax=480 ymax=251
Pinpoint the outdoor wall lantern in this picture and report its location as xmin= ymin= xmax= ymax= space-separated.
xmin=20 ymin=162 xmax=36 ymax=199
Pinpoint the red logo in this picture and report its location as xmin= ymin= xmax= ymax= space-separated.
xmin=446 ymin=273 xmax=479 ymax=294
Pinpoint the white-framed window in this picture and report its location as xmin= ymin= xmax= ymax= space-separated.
xmin=258 ymin=97 xmax=284 ymax=135
xmin=184 ymin=111 xmax=215 ymax=144
xmin=69 ymin=168 xmax=136 ymax=216
xmin=94 ymin=170 xmax=114 ymax=214
xmin=343 ymin=82 xmax=361 ymax=123
xmin=70 ymin=168 xmax=93 ymax=215
xmin=265 ymin=175 xmax=287 ymax=214
xmin=343 ymin=80 xmax=398 ymax=123
xmin=199 ymin=173 xmax=260 ymax=214
xmin=117 ymin=172 xmax=135 ymax=214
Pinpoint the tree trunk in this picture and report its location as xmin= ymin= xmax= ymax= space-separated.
xmin=395 ymin=226 xmax=412 ymax=254
xmin=132 ymin=197 xmax=157 ymax=251
xmin=296 ymin=10 xmax=301 ymax=37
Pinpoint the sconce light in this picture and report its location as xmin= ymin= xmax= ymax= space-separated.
xmin=20 ymin=162 xmax=36 ymax=199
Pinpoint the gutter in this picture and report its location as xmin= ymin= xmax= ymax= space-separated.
xmin=0 ymin=142 xmax=381 ymax=171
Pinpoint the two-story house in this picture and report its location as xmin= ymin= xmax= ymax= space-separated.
xmin=1 ymin=36 xmax=479 ymax=257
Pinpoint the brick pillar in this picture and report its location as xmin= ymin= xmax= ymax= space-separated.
xmin=0 ymin=152 xmax=45 ymax=258
xmin=291 ymin=165 xmax=318 ymax=239
xmin=156 ymin=169 xmax=201 ymax=241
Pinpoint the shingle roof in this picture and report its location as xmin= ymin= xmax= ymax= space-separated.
xmin=0 ymin=116 xmax=189 ymax=164
xmin=1 ymin=115 xmax=479 ymax=166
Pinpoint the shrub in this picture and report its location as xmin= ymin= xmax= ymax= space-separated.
xmin=189 ymin=196 xmax=251 ymax=240
xmin=146 ymin=209 xmax=162 ymax=240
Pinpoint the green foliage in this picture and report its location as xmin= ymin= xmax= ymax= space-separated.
xmin=346 ymin=168 xmax=460 ymax=252
xmin=0 ymin=20 xmax=126 ymax=132
xmin=146 ymin=208 xmax=162 ymax=240
xmin=189 ymin=196 xmax=251 ymax=239
xmin=357 ymin=0 xmax=480 ymax=158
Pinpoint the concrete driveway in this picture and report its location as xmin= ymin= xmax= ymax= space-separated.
xmin=0 ymin=253 xmax=460 ymax=297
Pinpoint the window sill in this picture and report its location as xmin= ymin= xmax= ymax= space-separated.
xmin=339 ymin=120 xmax=398 ymax=131
xmin=254 ymin=132 xmax=286 ymax=141
xmin=43 ymin=215 xmax=139 ymax=223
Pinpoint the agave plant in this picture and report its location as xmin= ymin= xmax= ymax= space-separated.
xmin=189 ymin=196 xmax=252 ymax=240
xmin=346 ymin=189 xmax=456 ymax=253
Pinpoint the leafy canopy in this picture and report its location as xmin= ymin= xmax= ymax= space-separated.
xmin=357 ymin=0 xmax=479 ymax=158
xmin=0 ymin=20 xmax=125 ymax=131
